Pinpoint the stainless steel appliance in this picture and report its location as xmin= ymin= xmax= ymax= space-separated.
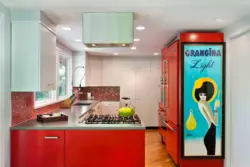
xmin=79 ymin=114 xmax=141 ymax=124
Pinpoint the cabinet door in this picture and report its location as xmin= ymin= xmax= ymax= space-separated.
xmin=65 ymin=130 xmax=145 ymax=167
xmin=166 ymin=41 xmax=179 ymax=125
xmin=165 ymin=123 xmax=179 ymax=165
xmin=40 ymin=25 xmax=56 ymax=91
xmin=11 ymin=23 xmax=40 ymax=91
xmin=11 ymin=130 xmax=65 ymax=167
xmin=119 ymin=70 xmax=135 ymax=101
xmin=135 ymin=70 xmax=160 ymax=126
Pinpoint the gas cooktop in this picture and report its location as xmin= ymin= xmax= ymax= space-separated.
xmin=80 ymin=114 xmax=141 ymax=124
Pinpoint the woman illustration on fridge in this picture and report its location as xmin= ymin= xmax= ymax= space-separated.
xmin=193 ymin=78 xmax=220 ymax=155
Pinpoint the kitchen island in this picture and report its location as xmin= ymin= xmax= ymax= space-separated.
xmin=11 ymin=100 xmax=145 ymax=167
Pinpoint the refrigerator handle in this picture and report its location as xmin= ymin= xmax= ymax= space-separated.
xmin=164 ymin=121 xmax=176 ymax=132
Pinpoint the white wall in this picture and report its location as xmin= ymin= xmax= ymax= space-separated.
xmin=223 ymin=14 xmax=250 ymax=167
xmin=86 ymin=55 xmax=161 ymax=126
xmin=72 ymin=51 xmax=86 ymax=87
xmin=0 ymin=2 xmax=11 ymax=167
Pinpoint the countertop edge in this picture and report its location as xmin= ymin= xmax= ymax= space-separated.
xmin=10 ymin=126 xmax=146 ymax=130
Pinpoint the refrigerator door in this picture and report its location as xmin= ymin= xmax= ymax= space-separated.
xmin=165 ymin=121 xmax=179 ymax=165
xmin=166 ymin=41 xmax=179 ymax=125
xmin=160 ymin=47 xmax=169 ymax=109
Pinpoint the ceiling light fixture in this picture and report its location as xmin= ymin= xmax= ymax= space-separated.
xmin=131 ymin=46 xmax=137 ymax=50
xmin=154 ymin=53 xmax=159 ymax=56
xmin=113 ymin=53 xmax=119 ymax=55
xmin=75 ymin=39 xmax=82 ymax=42
xmin=215 ymin=18 xmax=223 ymax=22
xmin=92 ymin=44 xmax=96 ymax=47
xmin=136 ymin=26 xmax=146 ymax=31
xmin=190 ymin=34 xmax=197 ymax=41
xmin=134 ymin=38 xmax=140 ymax=42
xmin=62 ymin=27 xmax=72 ymax=31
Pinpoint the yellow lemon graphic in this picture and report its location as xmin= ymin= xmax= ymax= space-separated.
xmin=186 ymin=109 xmax=197 ymax=131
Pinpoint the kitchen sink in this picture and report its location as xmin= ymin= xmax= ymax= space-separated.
xmin=73 ymin=102 xmax=92 ymax=106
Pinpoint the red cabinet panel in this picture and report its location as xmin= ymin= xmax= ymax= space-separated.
xmin=165 ymin=123 xmax=179 ymax=165
xmin=65 ymin=130 xmax=145 ymax=167
xmin=180 ymin=159 xmax=224 ymax=167
xmin=11 ymin=130 xmax=65 ymax=167
xmin=180 ymin=32 xmax=224 ymax=42
xmin=166 ymin=41 xmax=179 ymax=125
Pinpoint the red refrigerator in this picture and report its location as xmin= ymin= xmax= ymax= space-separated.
xmin=159 ymin=32 xmax=225 ymax=167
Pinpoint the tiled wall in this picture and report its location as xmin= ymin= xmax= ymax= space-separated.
xmin=11 ymin=92 xmax=60 ymax=126
xmin=74 ymin=86 xmax=120 ymax=101
xmin=12 ymin=86 xmax=120 ymax=126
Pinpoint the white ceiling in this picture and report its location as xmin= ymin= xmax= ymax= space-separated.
xmin=2 ymin=0 xmax=250 ymax=56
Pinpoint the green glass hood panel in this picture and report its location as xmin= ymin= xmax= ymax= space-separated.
xmin=83 ymin=12 xmax=134 ymax=45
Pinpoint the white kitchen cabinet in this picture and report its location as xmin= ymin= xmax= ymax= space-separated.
xmin=101 ymin=102 xmax=120 ymax=115
xmin=86 ymin=56 xmax=102 ymax=86
xmin=133 ymin=57 xmax=150 ymax=70
xmin=151 ymin=57 xmax=161 ymax=70
xmin=11 ymin=22 xmax=56 ymax=92
xmin=134 ymin=70 xmax=161 ymax=126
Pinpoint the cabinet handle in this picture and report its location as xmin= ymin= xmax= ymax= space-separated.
xmin=44 ymin=136 xmax=59 ymax=139
xmin=164 ymin=122 xmax=176 ymax=132
xmin=158 ymin=112 xmax=166 ymax=116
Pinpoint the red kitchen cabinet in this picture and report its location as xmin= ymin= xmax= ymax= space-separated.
xmin=11 ymin=130 xmax=65 ymax=167
xmin=165 ymin=122 xmax=179 ymax=164
xmin=65 ymin=130 xmax=145 ymax=167
xmin=166 ymin=41 xmax=179 ymax=125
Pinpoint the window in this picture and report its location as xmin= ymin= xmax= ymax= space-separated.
xmin=59 ymin=58 xmax=68 ymax=97
xmin=34 ymin=43 xmax=72 ymax=109
xmin=35 ymin=91 xmax=51 ymax=102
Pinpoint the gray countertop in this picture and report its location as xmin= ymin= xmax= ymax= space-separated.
xmin=10 ymin=100 xmax=145 ymax=130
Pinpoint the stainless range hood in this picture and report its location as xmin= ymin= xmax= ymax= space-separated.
xmin=82 ymin=12 xmax=134 ymax=47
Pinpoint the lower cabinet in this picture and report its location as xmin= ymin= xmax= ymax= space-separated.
xmin=11 ymin=129 xmax=145 ymax=167
xmin=65 ymin=130 xmax=145 ymax=167
xmin=11 ymin=130 xmax=65 ymax=167
xmin=165 ymin=122 xmax=179 ymax=165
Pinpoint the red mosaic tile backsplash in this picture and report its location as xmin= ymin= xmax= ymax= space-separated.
xmin=11 ymin=92 xmax=60 ymax=126
xmin=74 ymin=86 xmax=120 ymax=101
xmin=12 ymin=86 xmax=120 ymax=126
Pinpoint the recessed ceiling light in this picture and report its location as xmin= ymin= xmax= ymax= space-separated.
xmin=190 ymin=34 xmax=197 ymax=41
xmin=62 ymin=27 xmax=72 ymax=31
xmin=154 ymin=53 xmax=159 ymax=56
xmin=122 ymin=44 xmax=126 ymax=46
xmin=75 ymin=39 xmax=82 ymax=42
xmin=113 ymin=53 xmax=119 ymax=55
xmin=92 ymin=44 xmax=96 ymax=47
xmin=215 ymin=18 xmax=223 ymax=22
xmin=134 ymin=38 xmax=140 ymax=42
xmin=136 ymin=26 xmax=146 ymax=31
xmin=131 ymin=46 xmax=137 ymax=50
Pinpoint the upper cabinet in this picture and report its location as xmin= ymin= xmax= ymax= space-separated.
xmin=11 ymin=10 xmax=57 ymax=92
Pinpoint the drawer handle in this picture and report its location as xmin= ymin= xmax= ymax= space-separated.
xmin=158 ymin=112 xmax=166 ymax=116
xmin=164 ymin=122 xmax=176 ymax=132
xmin=44 ymin=136 xmax=59 ymax=139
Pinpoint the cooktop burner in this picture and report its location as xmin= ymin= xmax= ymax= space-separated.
xmin=84 ymin=114 xmax=141 ymax=124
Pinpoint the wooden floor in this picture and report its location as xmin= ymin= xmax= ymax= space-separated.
xmin=146 ymin=130 xmax=177 ymax=167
